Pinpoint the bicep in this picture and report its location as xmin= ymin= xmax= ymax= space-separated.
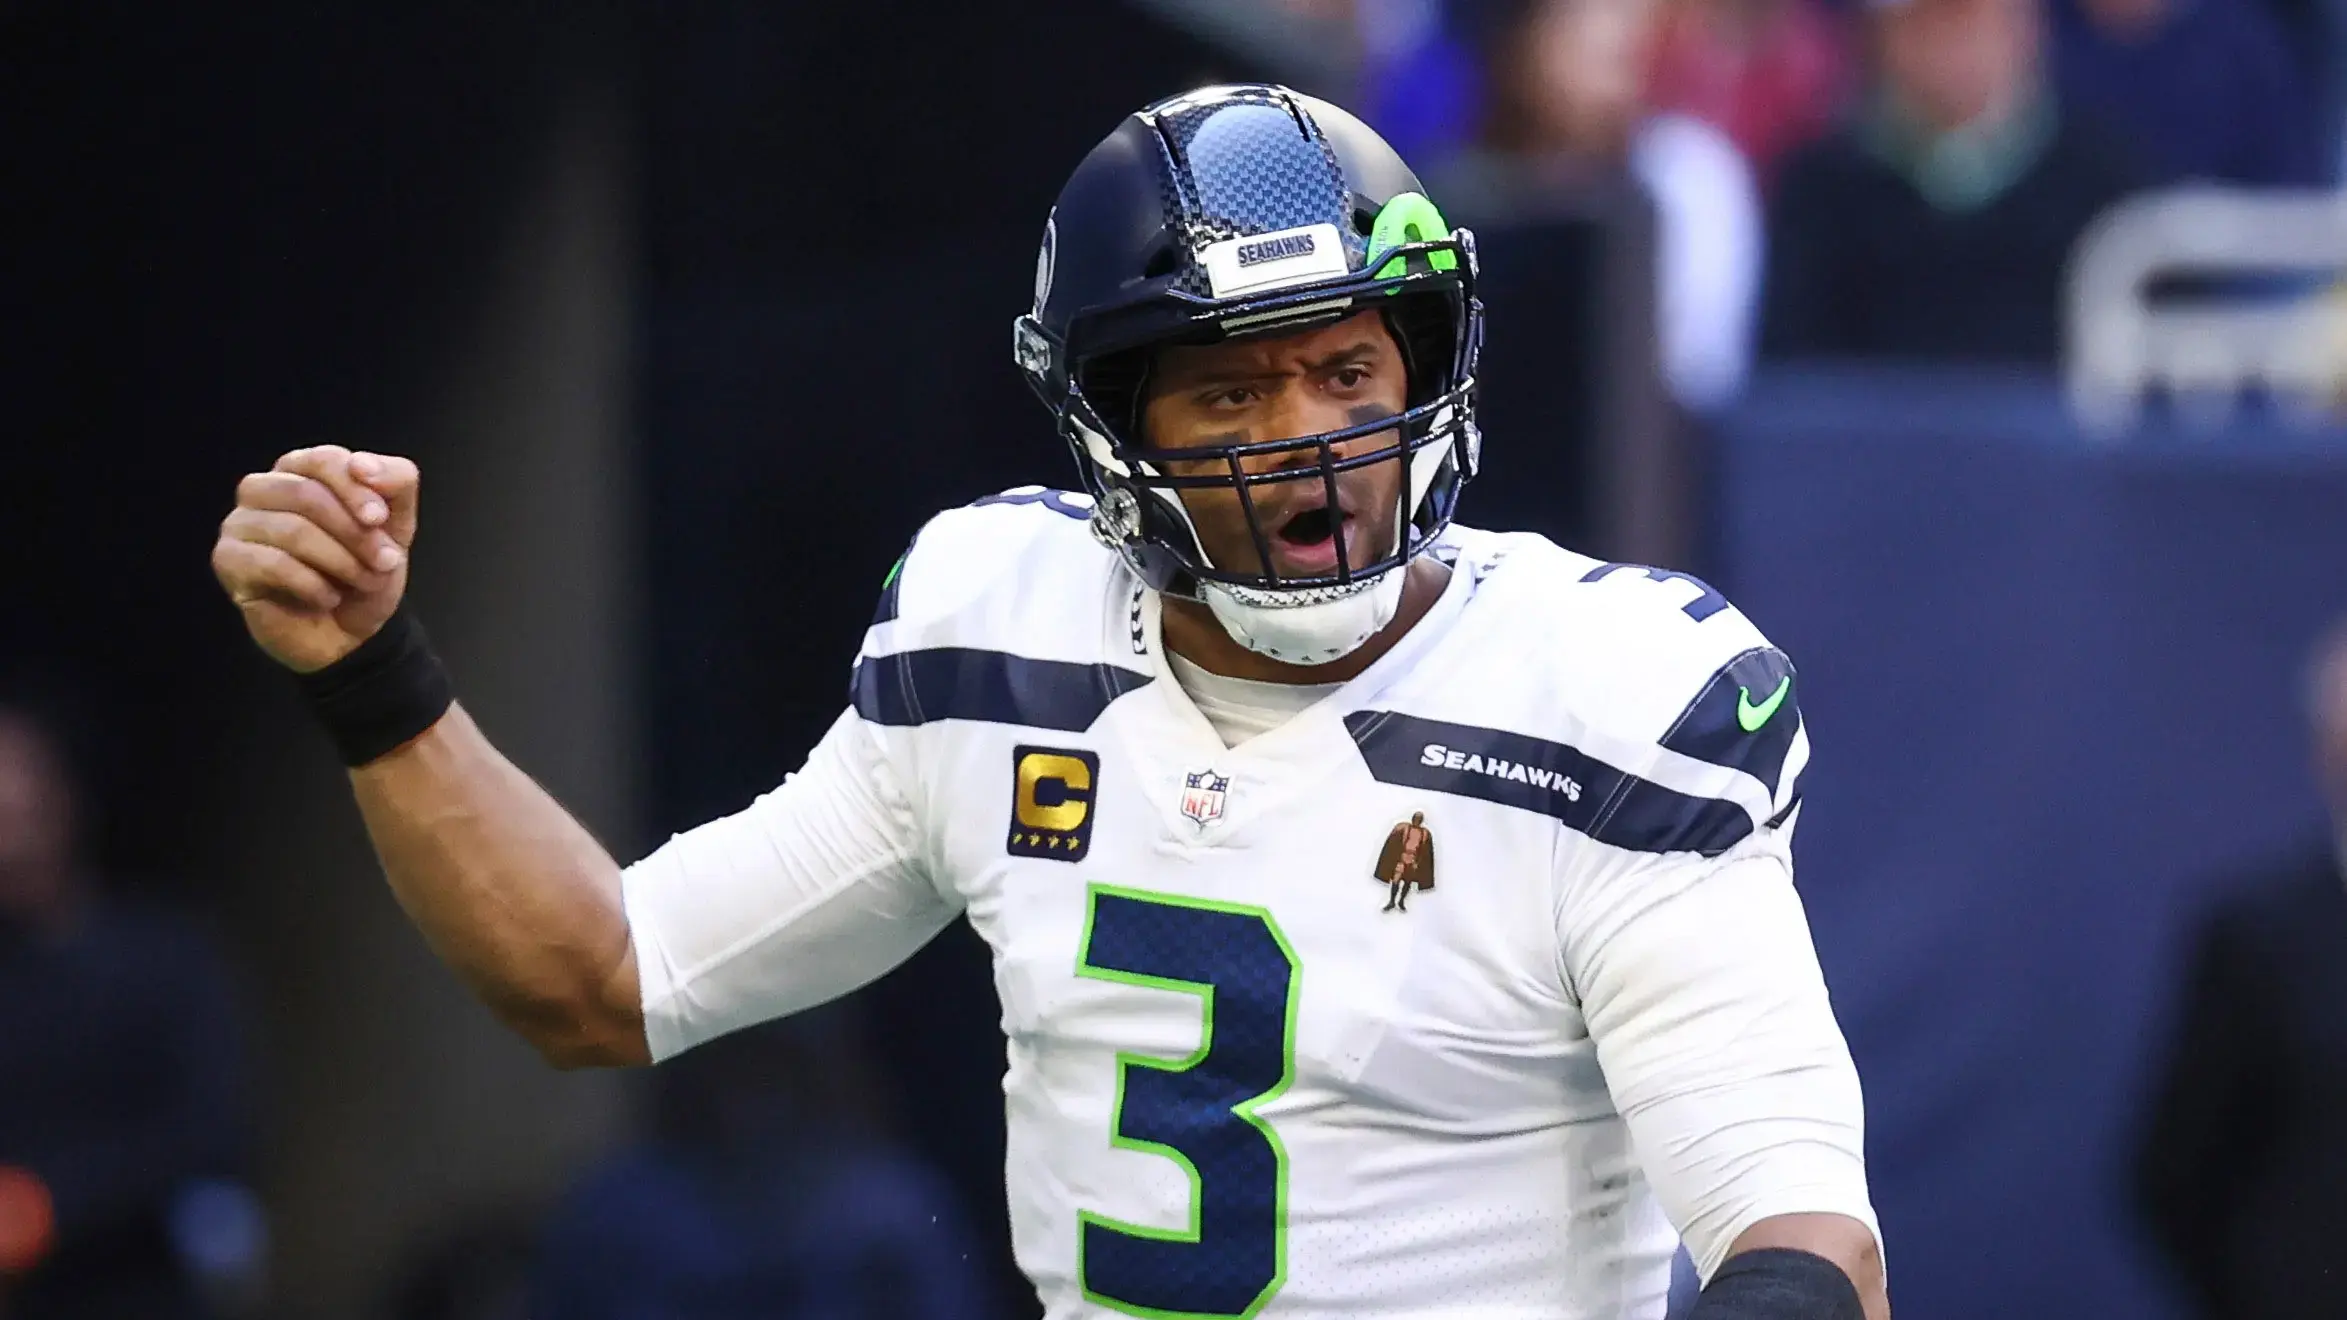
xmin=622 ymin=708 xmax=956 ymax=1061
xmin=1566 ymin=846 xmax=1877 ymax=1282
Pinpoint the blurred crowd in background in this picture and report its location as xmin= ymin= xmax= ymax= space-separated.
xmin=0 ymin=678 xmax=996 ymax=1320
xmin=1315 ymin=0 xmax=2339 ymax=405
xmin=7 ymin=1 xmax=2347 ymax=1318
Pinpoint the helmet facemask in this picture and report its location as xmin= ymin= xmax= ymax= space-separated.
xmin=1011 ymin=85 xmax=1487 ymax=664
xmin=1057 ymin=253 xmax=1482 ymax=664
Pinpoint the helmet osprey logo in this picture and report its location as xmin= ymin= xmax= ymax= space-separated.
xmin=1033 ymin=214 xmax=1057 ymax=315
xmin=1369 ymin=192 xmax=1459 ymax=279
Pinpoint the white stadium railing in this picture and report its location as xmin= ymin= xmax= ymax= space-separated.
xmin=2067 ymin=186 xmax=2347 ymax=433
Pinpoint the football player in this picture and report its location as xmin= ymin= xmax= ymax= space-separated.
xmin=211 ymin=84 xmax=1884 ymax=1319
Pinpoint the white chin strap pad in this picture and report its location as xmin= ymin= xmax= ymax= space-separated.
xmin=1201 ymin=569 xmax=1408 ymax=666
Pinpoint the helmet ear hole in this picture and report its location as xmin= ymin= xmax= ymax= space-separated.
xmin=1141 ymin=242 xmax=1181 ymax=280
xmin=1381 ymin=291 xmax=1457 ymax=410
xmin=1351 ymin=203 xmax=1378 ymax=238
xmin=1077 ymin=348 xmax=1154 ymax=442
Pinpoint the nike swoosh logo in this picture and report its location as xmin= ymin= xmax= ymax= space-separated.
xmin=1737 ymin=676 xmax=1791 ymax=732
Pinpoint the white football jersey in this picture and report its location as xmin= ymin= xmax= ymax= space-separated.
xmin=622 ymin=490 xmax=1876 ymax=1320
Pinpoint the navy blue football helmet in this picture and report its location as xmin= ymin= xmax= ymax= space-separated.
xmin=1013 ymin=83 xmax=1483 ymax=602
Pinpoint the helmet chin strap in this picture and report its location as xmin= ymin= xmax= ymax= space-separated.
xmin=1201 ymin=462 xmax=1414 ymax=667
xmin=1200 ymin=569 xmax=1407 ymax=666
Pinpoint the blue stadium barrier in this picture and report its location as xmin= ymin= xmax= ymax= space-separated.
xmin=1713 ymin=367 xmax=2347 ymax=1320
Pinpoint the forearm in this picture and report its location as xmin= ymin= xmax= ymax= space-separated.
xmin=1705 ymin=1213 xmax=1887 ymax=1320
xmin=351 ymin=702 xmax=646 ymax=1066
xmin=211 ymin=448 xmax=645 ymax=1064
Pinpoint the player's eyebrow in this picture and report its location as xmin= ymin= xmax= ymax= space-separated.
xmin=1164 ymin=338 xmax=1383 ymax=390
xmin=1303 ymin=340 xmax=1381 ymax=373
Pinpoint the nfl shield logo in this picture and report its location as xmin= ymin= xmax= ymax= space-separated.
xmin=1179 ymin=770 xmax=1230 ymax=826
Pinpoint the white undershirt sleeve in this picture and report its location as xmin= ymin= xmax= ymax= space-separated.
xmin=621 ymin=707 xmax=957 ymax=1061
xmin=1560 ymin=830 xmax=1880 ymax=1282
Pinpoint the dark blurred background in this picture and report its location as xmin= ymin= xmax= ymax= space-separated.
xmin=5 ymin=1 xmax=2347 ymax=1317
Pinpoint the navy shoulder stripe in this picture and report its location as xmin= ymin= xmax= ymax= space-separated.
xmin=1345 ymin=710 xmax=1754 ymax=857
xmin=852 ymin=647 xmax=1150 ymax=732
xmin=1658 ymin=646 xmax=1800 ymax=792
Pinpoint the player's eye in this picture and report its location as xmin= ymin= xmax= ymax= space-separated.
xmin=1330 ymin=366 xmax=1370 ymax=391
xmin=1202 ymin=386 xmax=1256 ymax=409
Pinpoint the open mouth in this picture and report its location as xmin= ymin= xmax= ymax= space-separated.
xmin=1266 ymin=501 xmax=1357 ymax=576
xmin=1277 ymin=504 xmax=1349 ymax=548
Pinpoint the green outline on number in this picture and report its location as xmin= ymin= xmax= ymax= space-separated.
xmin=1073 ymin=883 xmax=1301 ymax=1320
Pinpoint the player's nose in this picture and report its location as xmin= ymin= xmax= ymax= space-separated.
xmin=1252 ymin=396 xmax=1366 ymax=475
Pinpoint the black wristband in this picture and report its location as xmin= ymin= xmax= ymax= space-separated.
xmin=295 ymin=608 xmax=454 ymax=767
xmin=1686 ymin=1248 xmax=1865 ymax=1320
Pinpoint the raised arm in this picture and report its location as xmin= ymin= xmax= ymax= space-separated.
xmin=352 ymin=703 xmax=645 ymax=1066
xmin=211 ymin=445 xmax=647 ymax=1066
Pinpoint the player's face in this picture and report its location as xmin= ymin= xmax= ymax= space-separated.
xmin=1140 ymin=309 xmax=1412 ymax=583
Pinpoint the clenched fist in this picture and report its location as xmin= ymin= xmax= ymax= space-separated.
xmin=211 ymin=445 xmax=420 ymax=673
